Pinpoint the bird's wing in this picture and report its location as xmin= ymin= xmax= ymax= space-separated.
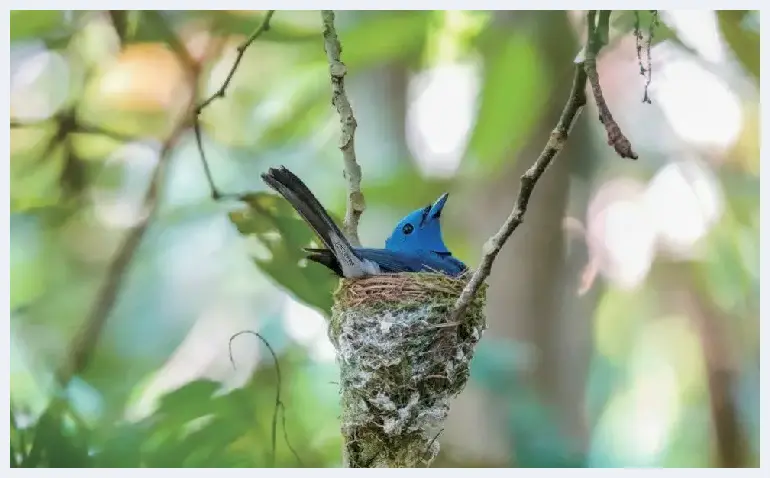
xmin=355 ymin=248 xmax=467 ymax=276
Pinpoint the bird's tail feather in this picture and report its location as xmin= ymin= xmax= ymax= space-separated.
xmin=304 ymin=248 xmax=343 ymax=276
xmin=261 ymin=166 xmax=368 ymax=277
xmin=261 ymin=167 xmax=342 ymax=250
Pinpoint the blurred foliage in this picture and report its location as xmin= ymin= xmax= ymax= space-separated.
xmin=13 ymin=354 xmax=339 ymax=467
xmin=10 ymin=11 xmax=67 ymax=41
xmin=229 ymin=192 xmax=338 ymax=314
xmin=10 ymin=10 xmax=759 ymax=468
xmin=465 ymin=30 xmax=547 ymax=174
xmin=717 ymin=11 xmax=760 ymax=79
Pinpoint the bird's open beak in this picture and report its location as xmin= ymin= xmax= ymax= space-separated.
xmin=429 ymin=193 xmax=449 ymax=219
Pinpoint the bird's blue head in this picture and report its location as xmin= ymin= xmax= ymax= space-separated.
xmin=384 ymin=193 xmax=452 ymax=255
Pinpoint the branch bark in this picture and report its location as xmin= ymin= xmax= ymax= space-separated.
xmin=584 ymin=10 xmax=638 ymax=160
xmin=450 ymin=9 xmax=637 ymax=324
xmin=193 ymin=10 xmax=275 ymax=200
xmin=321 ymin=10 xmax=365 ymax=247
xmin=196 ymin=10 xmax=275 ymax=112
xmin=450 ymin=65 xmax=587 ymax=323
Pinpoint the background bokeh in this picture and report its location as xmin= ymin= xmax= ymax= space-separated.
xmin=9 ymin=10 xmax=759 ymax=468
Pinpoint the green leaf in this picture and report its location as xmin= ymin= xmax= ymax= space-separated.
xmin=465 ymin=31 xmax=547 ymax=174
xmin=229 ymin=192 xmax=338 ymax=315
xmin=23 ymin=403 xmax=91 ymax=468
xmin=718 ymin=10 xmax=759 ymax=80
xmin=93 ymin=424 xmax=145 ymax=467
xmin=156 ymin=380 xmax=222 ymax=420
xmin=171 ymin=415 xmax=253 ymax=467
xmin=10 ymin=11 xmax=65 ymax=41
xmin=138 ymin=380 xmax=227 ymax=467
xmin=10 ymin=126 xmax=64 ymax=214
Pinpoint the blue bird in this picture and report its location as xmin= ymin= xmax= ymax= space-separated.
xmin=260 ymin=166 xmax=467 ymax=278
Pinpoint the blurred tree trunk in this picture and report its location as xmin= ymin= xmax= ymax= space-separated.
xmin=442 ymin=11 xmax=600 ymax=465
xmin=652 ymin=262 xmax=748 ymax=468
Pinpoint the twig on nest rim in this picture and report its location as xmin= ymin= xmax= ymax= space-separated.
xmin=321 ymin=10 xmax=365 ymax=247
xmin=450 ymin=66 xmax=588 ymax=323
xmin=450 ymin=10 xmax=635 ymax=323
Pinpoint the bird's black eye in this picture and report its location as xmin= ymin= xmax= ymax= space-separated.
xmin=402 ymin=223 xmax=414 ymax=235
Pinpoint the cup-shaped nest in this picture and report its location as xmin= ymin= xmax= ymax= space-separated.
xmin=329 ymin=272 xmax=487 ymax=468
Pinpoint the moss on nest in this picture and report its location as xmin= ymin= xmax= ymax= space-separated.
xmin=328 ymin=272 xmax=487 ymax=468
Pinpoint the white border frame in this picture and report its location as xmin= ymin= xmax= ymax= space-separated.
xmin=4 ymin=2 xmax=766 ymax=474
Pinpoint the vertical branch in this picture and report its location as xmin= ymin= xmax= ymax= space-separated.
xmin=321 ymin=10 xmax=365 ymax=247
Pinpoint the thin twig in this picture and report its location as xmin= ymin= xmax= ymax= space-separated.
xmin=278 ymin=401 xmax=304 ymax=467
xmin=643 ymin=11 xmax=658 ymax=104
xmin=11 ymin=118 xmax=140 ymax=143
xmin=449 ymin=13 xmax=615 ymax=323
xmin=229 ymin=331 xmax=281 ymax=468
xmin=450 ymin=65 xmax=588 ymax=323
xmin=192 ymin=10 xmax=275 ymax=199
xmin=196 ymin=10 xmax=275 ymax=112
xmin=584 ymin=10 xmax=638 ymax=160
xmin=143 ymin=11 xmax=197 ymax=71
xmin=321 ymin=10 xmax=365 ymax=247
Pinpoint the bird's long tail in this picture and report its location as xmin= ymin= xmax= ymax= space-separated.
xmin=260 ymin=166 xmax=370 ymax=278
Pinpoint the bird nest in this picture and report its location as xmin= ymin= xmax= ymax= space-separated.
xmin=329 ymin=272 xmax=487 ymax=468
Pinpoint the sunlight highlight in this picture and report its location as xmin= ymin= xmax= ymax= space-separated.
xmin=283 ymin=297 xmax=336 ymax=363
xmin=651 ymin=58 xmax=742 ymax=150
xmin=644 ymin=159 xmax=724 ymax=256
xmin=10 ymin=47 xmax=70 ymax=121
xmin=406 ymin=62 xmax=480 ymax=177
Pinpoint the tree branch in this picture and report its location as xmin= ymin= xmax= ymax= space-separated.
xmin=447 ymin=10 xmax=637 ymax=325
xmin=196 ymin=10 xmax=275 ymax=112
xmin=321 ymin=10 xmax=365 ymax=247
xmin=11 ymin=117 xmax=141 ymax=143
xmin=450 ymin=65 xmax=588 ymax=323
xmin=54 ymin=14 xmax=203 ymax=386
xmin=451 ymin=10 xmax=635 ymax=323
xmin=55 ymin=127 xmax=186 ymax=385
xmin=584 ymin=10 xmax=638 ymax=160
xmin=192 ymin=10 xmax=275 ymax=200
